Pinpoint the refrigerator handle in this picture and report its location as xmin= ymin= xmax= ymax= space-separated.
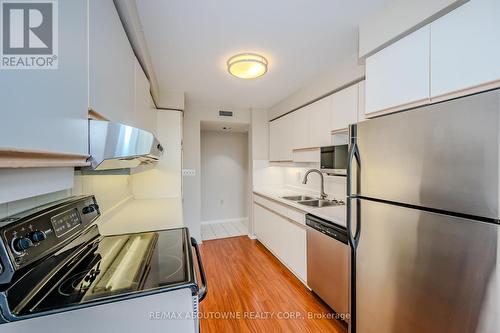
xmin=347 ymin=124 xmax=361 ymax=248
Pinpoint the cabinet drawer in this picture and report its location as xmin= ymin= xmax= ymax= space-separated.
xmin=253 ymin=195 xmax=289 ymax=218
xmin=287 ymin=208 xmax=306 ymax=225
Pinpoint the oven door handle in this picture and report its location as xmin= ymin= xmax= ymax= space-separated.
xmin=191 ymin=237 xmax=208 ymax=302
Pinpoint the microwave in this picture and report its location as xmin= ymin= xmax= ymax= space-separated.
xmin=320 ymin=145 xmax=348 ymax=175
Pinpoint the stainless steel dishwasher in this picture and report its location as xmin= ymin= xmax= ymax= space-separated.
xmin=306 ymin=214 xmax=350 ymax=319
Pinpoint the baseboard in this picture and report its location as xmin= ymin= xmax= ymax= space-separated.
xmin=201 ymin=217 xmax=248 ymax=225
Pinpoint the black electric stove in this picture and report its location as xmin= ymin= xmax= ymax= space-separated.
xmin=0 ymin=196 xmax=207 ymax=323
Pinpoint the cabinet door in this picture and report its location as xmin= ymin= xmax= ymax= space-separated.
xmin=253 ymin=203 xmax=266 ymax=242
xmin=292 ymin=107 xmax=310 ymax=150
xmin=89 ymin=0 xmax=135 ymax=125
xmin=134 ymin=59 xmax=156 ymax=135
xmin=365 ymin=25 xmax=431 ymax=116
xmin=277 ymin=217 xmax=307 ymax=281
xmin=431 ymin=0 xmax=500 ymax=100
xmin=0 ymin=0 xmax=88 ymax=155
xmin=253 ymin=202 xmax=307 ymax=282
xmin=280 ymin=114 xmax=294 ymax=161
xmin=357 ymin=81 xmax=366 ymax=122
xmin=308 ymin=96 xmax=332 ymax=147
xmin=269 ymin=119 xmax=281 ymax=162
xmin=331 ymin=84 xmax=358 ymax=132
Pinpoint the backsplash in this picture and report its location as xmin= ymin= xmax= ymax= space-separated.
xmin=253 ymin=160 xmax=346 ymax=200
xmin=0 ymin=190 xmax=71 ymax=219
xmin=0 ymin=174 xmax=133 ymax=219
xmin=283 ymin=167 xmax=346 ymax=199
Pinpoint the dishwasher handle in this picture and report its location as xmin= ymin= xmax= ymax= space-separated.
xmin=191 ymin=237 xmax=208 ymax=302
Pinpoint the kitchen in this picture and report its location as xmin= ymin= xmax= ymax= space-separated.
xmin=0 ymin=0 xmax=499 ymax=332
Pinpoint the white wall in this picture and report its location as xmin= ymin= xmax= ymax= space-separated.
xmin=0 ymin=168 xmax=74 ymax=205
xmin=0 ymin=173 xmax=133 ymax=219
xmin=201 ymin=131 xmax=248 ymax=223
xmin=131 ymin=110 xmax=183 ymax=199
xmin=182 ymin=103 xmax=251 ymax=242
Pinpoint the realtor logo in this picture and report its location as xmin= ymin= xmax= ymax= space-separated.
xmin=1 ymin=0 xmax=58 ymax=69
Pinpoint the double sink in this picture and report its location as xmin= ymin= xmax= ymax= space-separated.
xmin=281 ymin=195 xmax=345 ymax=208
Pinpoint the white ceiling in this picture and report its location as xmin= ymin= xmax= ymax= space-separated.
xmin=136 ymin=0 xmax=389 ymax=110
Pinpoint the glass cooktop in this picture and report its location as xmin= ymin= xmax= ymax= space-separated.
xmin=11 ymin=228 xmax=196 ymax=315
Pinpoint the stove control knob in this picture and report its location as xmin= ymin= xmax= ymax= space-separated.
xmin=29 ymin=230 xmax=46 ymax=243
xmin=82 ymin=205 xmax=95 ymax=214
xmin=12 ymin=237 xmax=33 ymax=253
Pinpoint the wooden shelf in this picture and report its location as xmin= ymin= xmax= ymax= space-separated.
xmin=0 ymin=148 xmax=90 ymax=168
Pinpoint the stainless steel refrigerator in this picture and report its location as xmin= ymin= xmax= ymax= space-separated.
xmin=346 ymin=89 xmax=500 ymax=333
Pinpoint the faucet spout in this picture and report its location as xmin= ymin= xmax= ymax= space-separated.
xmin=302 ymin=169 xmax=327 ymax=200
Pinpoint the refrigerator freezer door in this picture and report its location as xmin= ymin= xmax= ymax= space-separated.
xmin=356 ymin=89 xmax=500 ymax=220
xmin=356 ymin=199 xmax=499 ymax=333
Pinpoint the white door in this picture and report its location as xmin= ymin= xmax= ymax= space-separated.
xmin=292 ymin=106 xmax=310 ymax=150
xmin=280 ymin=114 xmax=294 ymax=161
xmin=0 ymin=0 xmax=88 ymax=155
xmin=89 ymin=0 xmax=135 ymax=125
xmin=134 ymin=59 xmax=156 ymax=134
xmin=357 ymin=81 xmax=366 ymax=123
xmin=365 ymin=25 xmax=431 ymax=116
xmin=331 ymin=84 xmax=358 ymax=132
xmin=430 ymin=0 xmax=500 ymax=100
xmin=308 ymin=97 xmax=332 ymax=147
xmin=269 ymin=118 xmax=282 ymax=161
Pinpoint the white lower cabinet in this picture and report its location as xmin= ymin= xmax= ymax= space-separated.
xmin=253 ymin=198 xmax=307 ymax=283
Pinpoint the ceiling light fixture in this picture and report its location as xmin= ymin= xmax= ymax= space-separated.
xmin=227 ymin=53 xmax=268 ymax=79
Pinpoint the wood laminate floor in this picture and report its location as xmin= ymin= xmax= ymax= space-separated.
xmin=199 ymin=236 xmax=348 ymax=333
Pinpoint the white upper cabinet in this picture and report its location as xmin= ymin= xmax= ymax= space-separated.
xmin=281 ymin=115 xmax=294 ymax=161
xmin=134 ymin=60 xmax=157 ymax=134
xmin=331 ymin=84 xmax=359 ymax=132
xmin=430 ymin=0 xmax=500 ymax=100
xmin=269 ymin=119 xmax=280 ymax=162
xmin=357 ymin=81 xmax=366 ymax=122
xmin=292 ymin=106 xmax=310 ymax=150
xmin=365 ymin=25 xmax=431 ymax=116
xmin=89 ymin=0 xmax=135 ymax=125
xmin=0 ymin=0 xmax=88 ymax=155
xmin=269 ymin=115 xmax=293 ymax=162
xmin=308 ymin=96 xmax=332 ymax=147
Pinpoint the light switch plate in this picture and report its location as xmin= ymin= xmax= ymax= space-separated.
xmin=182 ymin=169 xmax=196 ymax=177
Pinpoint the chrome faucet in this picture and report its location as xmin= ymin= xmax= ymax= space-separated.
xmin=302 ymin=169 xmax=327 ymax=200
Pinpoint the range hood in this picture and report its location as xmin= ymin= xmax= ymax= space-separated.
xmin=88 ymin=120 xmax=164 ymax=170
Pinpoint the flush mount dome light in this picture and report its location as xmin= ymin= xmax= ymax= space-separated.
xmin=227 ymin=53 xmax=268 ymax=79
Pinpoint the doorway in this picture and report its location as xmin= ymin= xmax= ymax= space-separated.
xmin=200 ymin=121 xmax=249 ymax=240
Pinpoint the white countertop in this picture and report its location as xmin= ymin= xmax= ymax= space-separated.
xmin=97 ymin=198 xmax=184 ymax=235
xmin=253 ymin=188 xmax=347 ymax=228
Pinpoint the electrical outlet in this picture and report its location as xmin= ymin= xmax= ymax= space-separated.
xmin=182 ymin=169 xmax=196 ymax=177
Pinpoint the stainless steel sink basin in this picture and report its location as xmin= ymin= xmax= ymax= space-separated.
xmin=297 ymin=199 xmax=344 ymax=208
xmin=281 ymin=195 xmax=315 ymax=201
